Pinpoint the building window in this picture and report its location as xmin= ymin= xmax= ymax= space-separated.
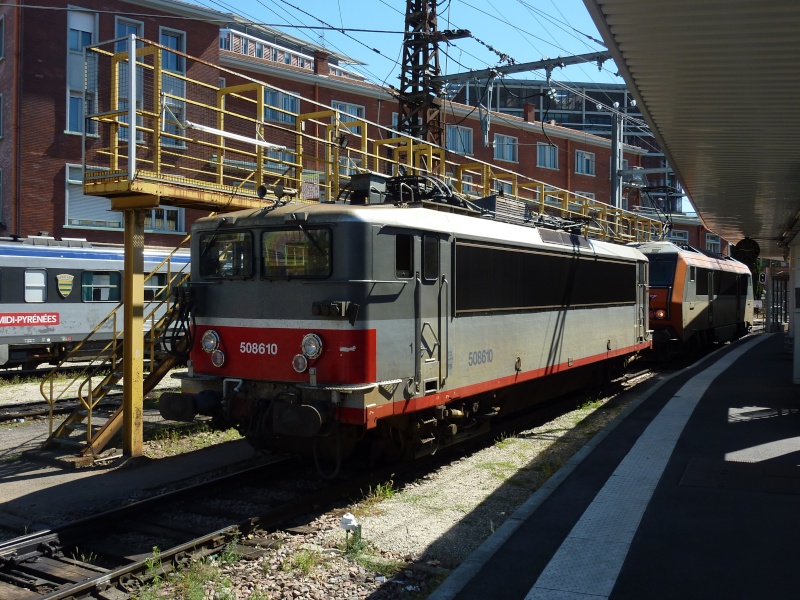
xmin=265 ymin=89 xmax=299 ymax=125
xmin=0 ymin=93 xmax=3 ymax=139
xmin=115 ymin=20 xmax=145 ymax=144
xmin=494 ymin=134 xmax=518 ymax=162
xmin=67 ymin=10 xmax=97 ymax=135
xmin=537 ymin=143 xmax=558 ymax=169
xmin=461 ymin=174 xmax=475 ymax=196
xmin=144 ymin=207 xmax=182 ymax=233
xmin=575 ymin=190 xmax=595 ymax=201
xmin=332 ymin=100 xmax=365 ymax=135
xmin=446 ymin=124 xmax=473 ymax=155
xmin=160 ymin=28 xmax=186 ymax=148
xmin=669 ymin=229 xmax=689 ymax=245
xmin=115 ymin=17 xmax=143 ymax=52
xmin=66 ymin=163 xmax=184 ymax=232
xmin=576 ymin=150 xmax=595 ymax=175
xmin=706 ymin=233 xmax=721 ymax=254
xmin=0 ymin=16 xmax=4 ymax=60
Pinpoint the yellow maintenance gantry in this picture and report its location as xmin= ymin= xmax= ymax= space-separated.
xmin=68 ymin=35 xmax=662 ymax=459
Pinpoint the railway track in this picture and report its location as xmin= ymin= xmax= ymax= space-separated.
xmin=0 ymin=453 xmax=414 ymax=599
xmin=0 ymin=360 xmax=671 ymax=599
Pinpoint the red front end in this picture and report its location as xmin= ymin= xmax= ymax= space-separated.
xmin=190 ymin=324 xmax=377 ymax=384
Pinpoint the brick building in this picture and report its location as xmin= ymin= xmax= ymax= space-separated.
xmin=0 ymin=0 xmax=646 ymax=248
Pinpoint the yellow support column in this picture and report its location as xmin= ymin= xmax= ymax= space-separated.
xmin=122 ymin=208 xmax=145 ymax=457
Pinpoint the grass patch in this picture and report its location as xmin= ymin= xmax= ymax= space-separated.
xmin=357 ymin=480 xmax=396 ymax=514
xmin=143 ymin=423 xmax=242 ymax=458
xmin=494 ymin=432 xmax=518 ymax=450
xmin=281 ymin=548 xmax=324 ymax=575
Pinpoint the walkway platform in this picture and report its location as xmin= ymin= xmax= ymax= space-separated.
xmin=431 ymin=332 xmax=800 ymax=600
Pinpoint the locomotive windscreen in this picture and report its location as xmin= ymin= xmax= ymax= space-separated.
xmin=647 ymin=255 xmax=677 ymax=287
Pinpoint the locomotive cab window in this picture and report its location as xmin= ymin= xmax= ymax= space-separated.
xmin=261 ymin=227 xmax=331 ymax=278
xmin=396 ymin=234 xmax=413 ymax=278
xmin=199 ymin=232 xmax=253 ymax=279
xmin=648 ymin=256 xmax=676 ymax=287
xmin=25 ymin=269 xmax=47 ymax=303
xmin=82 ymin=271 xmax=121 ymax=302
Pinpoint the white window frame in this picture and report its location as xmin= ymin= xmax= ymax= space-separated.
xmin=575 ymin=149 xmax=595 ymax=176
xmin=332 ymin=100 xmax=365 ymax=135
xmin=66 ymin=10 xmax=97 ymax=135
xmin=446 ymin=124 xmax=473 ymax=155
xmin=115 ymin=19 xmax=145 ymax=144
xmin=706 ymin=233 xmax=721 ymax=254
xmin=114 ymin=16 xmax=144 ymax=52
xmin=537 ymin=143 xmax=558 ymax=169
xmin=669 ymin=229 xmax=689 ymax=244
xmin=575 ymin=190 xmax=595 ymax=201
xmin=494 ymin=134 xmax=518 ymax=162
xmin=66 ymin=163 xmax=185 ymax=233
xmin=159 ymin=27 xmax=187 ymax=148
xmin=265 ymin=89 xmax=299 ymax=125
xmin=25 ymin=270 xmax=47 ymax=303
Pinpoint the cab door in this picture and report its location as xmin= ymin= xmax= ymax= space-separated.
xmin=415 ymin=233 xmax=448 ymax=394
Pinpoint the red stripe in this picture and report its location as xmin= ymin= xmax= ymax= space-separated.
xmin=337 ymin=340 xmax=651 ymax=428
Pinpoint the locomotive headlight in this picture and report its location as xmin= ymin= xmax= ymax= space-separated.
xmin=211 ymin=349 xmax=225 ymax=367
xmin=301 ymin=333 xmax=323 ymax=359
xmin=292 ymin=353 xmax=309 ymax=373
xmin=655 ymin=309 xmax=666 ymax=320
xmin=201 ymin=330 xmax=220 ymax=353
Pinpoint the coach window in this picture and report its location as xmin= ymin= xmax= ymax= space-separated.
xmin=82 ymin=271 xmax=121 ymax=302
xmin=396 ymin=234 xmax=413 ymax=278
xmin=144 ymin=272 xmax=167 ymax=301
xmin=423 ymin=235 xmax=438 ymax=281
xmin=25 ymin=270 xmax=47 ymax=303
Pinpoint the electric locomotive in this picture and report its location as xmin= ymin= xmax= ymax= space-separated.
xmin=632 ymin=240 xmax=754 ymax=357
xmin=161 ymin=175 xmax=651 ymax=466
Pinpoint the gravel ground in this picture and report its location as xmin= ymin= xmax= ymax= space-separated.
xmin=0 ymin=373 xmax=651 ymax=599
xmin=138 ymin=381 xmax=648 ymax=599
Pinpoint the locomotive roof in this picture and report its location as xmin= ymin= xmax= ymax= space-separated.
xmin=630 ymin=240 xmax=750 ymax=273
xmin=195 ymin=202 xmax=647 ymax=263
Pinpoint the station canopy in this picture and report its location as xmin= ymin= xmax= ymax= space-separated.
xmin=585 ymin=0 xmax=800 ymax=259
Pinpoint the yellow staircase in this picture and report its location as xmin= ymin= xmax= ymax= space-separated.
xmin=39 ymin=248 xmax=190 ymax=465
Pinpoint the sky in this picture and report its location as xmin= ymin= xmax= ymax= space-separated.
xmin=192 ymin=0 xmax=623 ymax=89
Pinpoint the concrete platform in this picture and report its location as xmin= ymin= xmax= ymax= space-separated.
xmin=0 ymin=439 xmax=258 ymax=534
xmin=432 ymin=333 xmax=800 ymax=600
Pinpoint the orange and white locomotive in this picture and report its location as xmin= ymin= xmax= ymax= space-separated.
xmin=633 ymin=240 xmax=753 ymax=357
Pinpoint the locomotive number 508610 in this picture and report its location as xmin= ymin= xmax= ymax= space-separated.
xmin=468 ymin=349 xmax=493 ymax=366
xmin=240 ymin=342 xmax=278 ymax=355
